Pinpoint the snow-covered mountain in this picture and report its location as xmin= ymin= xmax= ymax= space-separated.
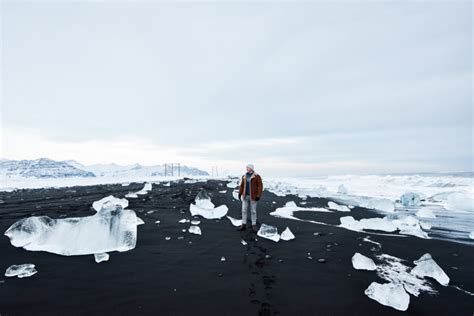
xmin=0 ymin=158 xmax=95 ymax=179
xmin=0 ymin=158 xmax=209 ymax=179
xmin=70 ymin=161 xmax=209 ymax=177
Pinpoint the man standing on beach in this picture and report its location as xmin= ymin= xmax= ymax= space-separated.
xmin=238 ymin=163 xmax=263 ymax=232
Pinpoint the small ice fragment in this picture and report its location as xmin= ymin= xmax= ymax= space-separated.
xmin=400 ymin=192 xmax=421 ymax=207
xmin=92 ymin=195 xmax=129 ymax=212
xmin=5 ymin=264 xmax=37 ymax=278
xmin=352 ymin=253 xmax=377 ymax=271
xmin=165 ymin=237 xmax=171 ymax=240
xmin=364 ymin=282 xmax=410 ymax=311
xmin=94 ymin=253 xmax=109 ymax=263
xmin=146 ymin=210 xmax=155 ymax=214
xmin=136 ymin=217 xmax=145 ymax=225
xmin=219 ymin=190 xmax=227 ymax=193
xmin=257 ymin=224 xmax=280 ymax=242
xmin=280 ymin=227 xmax=295 ymax=241
xmin=188 ymin=226 xmax=202 ymax=235
xmin=416 ymin=208 xmax=436 ymax=218
xmin=226 ymin=216 xmax=242 ymax=227
xmin=182 ymin=229 xmax=186 ymax=232
xmin=272 ymin=201 xmax=276 ymax=204
xmin=328 ymin=201 xmax=351 ymax=212
xmin=470 ymin=231 xmax=474 ymax=239
xmin=178 ymin=219 xmax=187 ymax=223
xmin=190 ymin=220 xmax=200 ymax=225
xmin=411 ymin=253 xmax=450 ymax=286
xmin=125 ymin=192 xmax=138 ymax=198
xmin=221 ymin=256 xmax=226 ymax=262
xmin=241 ymin=239 xmax=247 ymax=246
xmin=155 ymin=220 xmax=160 ymax=224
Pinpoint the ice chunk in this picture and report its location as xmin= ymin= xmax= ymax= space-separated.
xmin=190 ymin=220 xmax=200 ymax=225
xmin=190 ymin=190 xmax=228 ymax=219
xmin=219 ymin=190 xmax=226 ymax=193
xmin=125 ymin=192 xmax=138 ymax=198
xmin=94 ymin=253 xmax=109 ymax=263
xmin=339 ymin=216 xmax=397 ymax=233
xmin=391 ymin=216 xmax=428 ymax=239
xmin=364 ymin=282 xmax=410 ymax=311
xmin=328 ymin=201 xmax=351 ymax=212
xmin=257 ymin=224 xmax=280 ymax=242
xmin=352 ymin=253 xmax=376 ymax=271
xmin=155 ymin=220 xmax=160 ymax=224
xmin=367 ymin=198 xmax=395 ymax=212
xmin=416 ymin=208 xmax=436 ymax=218
xmin=411 ymin=253 xmax=449 ymax=286
xmin=241 ymin=239 xmax=247 ymax=246
xmin=226 ymin=216 xmax=242 ymax=227
xmin=220 ymin=256 xmax=226 ymax=261
xmin=5 ymin=264 xmax=37 ymax=278
xmin=163 ymin=182 xmax=170 ymax=187
xmin=400 ymin=192 xmax=421 ymax=207
xmin=447 ymin=192 xmax=474 ymax=212
xmin=232 ymin=190 xmax=239 ymax=200
xmin=470 ymin=231 xmax=474 ymax=239
xmin=136 ymin=217 xmax=145 ymax=225
xmin=5 ymin=202 xmax=139 ymax=256
xmin=270 ymin=201 xmax=332 ymax=226
xmin=178 ymin=219 xmax=187 ymax=223
xmin=92 ymin=195 xmax=128 ymax=212
xmin=280 ymin=227 xmax=295 ymax=241
xmin=136 ymin=182 xmax=152 ymax=195
xmin=338 ymin=184 xmax=348 ymax=195
xmin=188 ymin=226 xmax=202 ymax=235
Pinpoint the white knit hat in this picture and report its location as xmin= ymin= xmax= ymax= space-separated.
xmin=246 ymin=163 xmax=254 ymax=170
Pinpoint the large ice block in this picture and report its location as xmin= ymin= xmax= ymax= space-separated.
xmin=364 ymin=282 xmax=410 ymax=311
xmin=5 ymin=264 xmax=37 ymax=278
xmin=352 ymin=252 xmax=377 ymax=271
xmin=257 ymin=224 xmax=280 ymax=242
xmin=411 ymin=253 xmax=449 ymax=286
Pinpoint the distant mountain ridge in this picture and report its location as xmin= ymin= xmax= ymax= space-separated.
xmin=0 ymin=158 xmax=209 ymax=179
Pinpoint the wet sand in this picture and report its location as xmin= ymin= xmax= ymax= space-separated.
xmin=0 ymin=179 xmax=473 ymax=315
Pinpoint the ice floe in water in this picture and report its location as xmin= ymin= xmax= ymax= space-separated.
xmin=416 ymin=208 xmax=436 ymax=218
xmin=4 ymin=196 xmax=141 ymax=256
xmin=226 ymin=216 xmax=242 ymax=227
xmin=257 ymin=224 xmax=280 ymax=242
xmin=188 ymin=226 xmax=202 ymax=235
xmin=411 ymin=253 xmax=449 ymax=286
xmin=5 ymin=264 xmax=37 ymax=278
xmin=189 ymin=190 xmax=228 ymax=219
xmin=352 ymin=253 xmax=376 ymax=271
xmin=400 ymin=192 xmax=422 ymax=207
xmin=280 ymin=227 xmax=295 ymax=241
xmin=94 ymin=253 xmax=109 ymax=263
xmin=365 ymin=282 xmax=410 ymax=311
xmin=327 ymin=201 xmax=350 ymax=212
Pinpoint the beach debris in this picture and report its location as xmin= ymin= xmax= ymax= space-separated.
xmin=411 ymin=253 xmax=450 ymax=286
xmin=401 ymin=192 xmax=422 ymax=207
xmin=226 ymin=216 xmax=242 ymax=227
xmin=188 ymin=226 xmax=202 ymax=235
xmin=4 ymin=197 xmax=141 ymax=256
xmin=280 ymin=227 xmax=295 ymax=241
xmin=365 ymin=282 xmax=410 ymax=311
xmin=328 ymin=201 xmax=351 ymax=212
xmin=220 ymin=256 xmax=226 ymax=262
xmin=190 ymin=189 xmax=228 ymax=219
xmin=94 ymin=253 xmax=109 ymax=263
xmin=190 ymin=220 xmax=200 ymax=225
xmin=257 ymin=224 xmax=280 ymax=242
xmin=5 ymin=264 xmax=37 ymax=278
xmin=352 ymin=253 xmax=377 ymax=271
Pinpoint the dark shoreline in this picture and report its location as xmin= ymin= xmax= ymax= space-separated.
xmin=0 ymin=180 xmax=473 ymax=315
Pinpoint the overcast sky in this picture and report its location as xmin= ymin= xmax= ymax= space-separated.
xmin=1 ymin=1 xmax=472 ymax=176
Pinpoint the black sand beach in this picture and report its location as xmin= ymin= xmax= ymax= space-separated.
xmin=0 ymin=180 xmax=473 ymax=315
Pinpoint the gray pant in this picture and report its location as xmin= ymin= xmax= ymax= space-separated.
xmin=241 ymin=195 xmax=257 ymax=225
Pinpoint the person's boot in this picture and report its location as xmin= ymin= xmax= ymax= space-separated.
xmin=252 ymin=225 xmax=258 ymax=232
xmin=237 ymin=224 xmax=246 ymax=231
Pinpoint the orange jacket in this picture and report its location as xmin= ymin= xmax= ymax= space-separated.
xmin=239 ymin=172 xmax=263 ymax=201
